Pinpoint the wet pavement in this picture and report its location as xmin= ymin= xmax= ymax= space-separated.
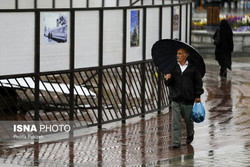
xmin=0 ymin=57 xmax=249 ymax=167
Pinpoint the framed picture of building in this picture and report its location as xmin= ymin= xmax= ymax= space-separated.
xmin=44 ymin=13 xmax=68 ymax=44
xmin=130 ymin=10 xmax=140 ymax=47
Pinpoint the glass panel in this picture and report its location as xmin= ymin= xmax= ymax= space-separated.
xmin=103 ymin=10 xmax=123 ymax=65
xmin=0 ymin=13 xmax=35 ymax=75
xmin=75 ymin=11 xmax=99 ymax=68
xmin=146 ymin=8 xmax=159 ymax=60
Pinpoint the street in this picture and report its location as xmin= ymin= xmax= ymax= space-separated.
xmin=0 ymin=57 xmax=249 ymax=167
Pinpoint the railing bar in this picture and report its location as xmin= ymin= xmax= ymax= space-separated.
xmin=144 ymin=71 xmax=153 ymax=111
xmin=78 ymin=71 xmax=98 ymax=108
xmin=51 ymin=75 xmax=70 ymax=103
xmin=58 ymin=74 xmax=70 ymax=101
xmin=81 ymin=71 xmax=98 ymax=85
xmin=0 ymin=90 xmax=19 ymax=120
xmin=130 ymin=0 xmax=140 ymax=6
xmin=104 ymin=68 xmax=122 ymax=118
xmin=110 ymin=67 xmax=123 ymax=115
xmin=126 ymin=66 xmax=140 ymax=115
xmin=112 ymin=66 xmax=132 ymax=117
xmin=87 ymin=70 xmax=103 ymax=122
xmin=4 ymin=79 xmax=32 ymax=120
xmin=37 ymin=78 xmax=63 ymax=122
xmin=45 ymin=75 xmax=69 ymax=111
xmin=113 ymin=67 xmax=130 ymax=117
xmin=29 ymin=78 xmax=57 ymax=122
xmin=161 ymin=78 xmax=169 ymax=106
xmin=0 ymin=109 xmax=13 ymax=139
xmin=44 ymin=75 xmax=72 ymax=121
xmin=129 ymin=65 xmax=142 ymax=112
xmin=0 ymin=101 xmax=13 ymax=120
xmin=101 ymin=71 xmax=115 ymax=120
xmin=73 ymin=72 xmax=94 ymax=125
xmin=71 ymin=74 xmax=89 ymax=125
xmin=144 ymin=64 xmax=156 ymax=110
xmin=134 ymin=64 xmax=144 ymax=113
xmin=123 ymin=68 xmax=136 ymax=116
xmin=41 ymin=76 xmax=69 ymax=122
xmin=87 ymin=70 xmax=102 ymax=121
xmin=149 ymin=63 xmax=159 ymax=109
xmin=105 ymin=68 xmax=122 ymax=118
xmin=11 ymin=78 xmax=35 ymax=120
xmin=125 ymin=66 xmax=141 ymax=115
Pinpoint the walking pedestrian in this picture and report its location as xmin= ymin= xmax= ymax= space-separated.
xmin=165 ymin=48 xmax=204 ymax=148
xmin=213 ymin=19 xmax=234 ymax=77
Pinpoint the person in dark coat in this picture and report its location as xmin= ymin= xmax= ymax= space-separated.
xmin=213 ymin=19 xmax=234 ymax=77
xmin=165 ymin=48 xmax=204 ymax=148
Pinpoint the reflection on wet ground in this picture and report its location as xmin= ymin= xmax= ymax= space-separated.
xmin=0 ymin=58 xmax=249 ymax=166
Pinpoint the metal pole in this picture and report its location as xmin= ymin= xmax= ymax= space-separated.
xmin=141 ymin=8 xmax=146 ymax=118
xmin=157 ymin=7 xmax=163 ymax=114
xmin=69 ymin=10 xmax=75 ymax=124
xmin=34 ymin=11 xmax=40 ymax=122
xmin=122 ymin=9 xmax=127 ymax=124
xmin=15 ymin=0 xmax=18 ymax=9
xmin=179 ymin=5 xmax=182 ymax=40
xmin=98 ymin=10 xmax=104 ymax=129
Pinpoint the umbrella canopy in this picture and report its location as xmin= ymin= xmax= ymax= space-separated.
xmin=152 ymin=39 xmax=206 ymax=78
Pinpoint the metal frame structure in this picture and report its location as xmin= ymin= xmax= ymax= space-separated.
xmin=0 ymin=0 xmax=192 ymax=139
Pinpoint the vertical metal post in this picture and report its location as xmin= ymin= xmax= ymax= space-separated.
xmin=159 ymin=7 xmax=162 ymax=40
xmin=98 ymin=10 xmax=104 ymax=129
xmin=15 ymin=0 xmax=18 ymax=9
xmin=34 ymin=0 xmax=37 ymax=8
xmin=122 ymin=9 xmax=127 ymax=124
xmin=189 ymin=3 xmax=192 ymax=44
xmin=70 ymin=0 xmax=73 ymax=8
xmin=157 ymin=7 xmax=163 ymax=114
xmin=185 ymin=4 xmax=188 ymax=43
xmin=34 ymin=11 xmax=40 ymax=122
xmin=141 ymin=8 xmax=146 ymax=118
xmin=179 ymin=5 xmax=182 ymax=40
xmin=69 ymin=10 xmax=75 ymax=124
xmin=171 ymin=0 xmax=173 ymax=39
xmin=102 ymin=0 xmax=105 ymax=7
xmin=87 ymin=0 xmax=89 ymax=8
xmin=53 ymin=0 xmax=55 ymax=8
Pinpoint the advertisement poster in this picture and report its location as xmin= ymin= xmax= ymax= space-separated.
xmin=130 ymin=10 xmax=140 ymax=47
xmin=44 ymin=13 xmax=68 ymax=43
xmin=173 ymin=6 xmax=180 ymax=39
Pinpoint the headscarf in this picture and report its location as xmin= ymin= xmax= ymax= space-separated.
xmin=219 ymin=19 xmax=233 ymax=38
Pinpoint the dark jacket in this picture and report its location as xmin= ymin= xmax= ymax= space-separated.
xmin=165 ymin=62 xmax=204 ymax=105
xmin=213 ymin=19 xmax=234 ymax=70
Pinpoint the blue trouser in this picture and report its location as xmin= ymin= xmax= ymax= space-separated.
xmin=172 ymin=101 xmax=194 ymax=144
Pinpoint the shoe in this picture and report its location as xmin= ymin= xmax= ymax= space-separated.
xmin=186 ymin=134 xmax=194 ymax=144
xmin=172 ymin=143 xmax=180 ymax=148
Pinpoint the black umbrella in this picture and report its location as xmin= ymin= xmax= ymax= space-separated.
xmin=152 ymin=39 xmax=206 ymax=78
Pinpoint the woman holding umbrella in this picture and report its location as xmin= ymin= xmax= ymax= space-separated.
xmin=152 ymin=39 xmax=205 ymax=149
